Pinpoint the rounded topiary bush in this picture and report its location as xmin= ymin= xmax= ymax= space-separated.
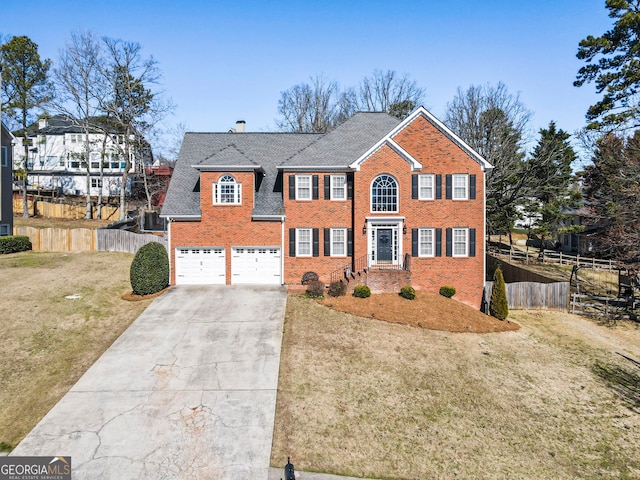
xmin=353 ymin=285 xmax=371 ymax=298
xmin=130 ymin=242 xmax=169 ymax=296
xmin=400 ymin=285 xmax=416 ymax=300
xmin=439 ymin=286 xmax=456 ymax=298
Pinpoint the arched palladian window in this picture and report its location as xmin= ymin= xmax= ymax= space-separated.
xmin=371 ymin=174 xmax=398 ymax=212
xmin=213 ymin=174 xmax=242 ymax=204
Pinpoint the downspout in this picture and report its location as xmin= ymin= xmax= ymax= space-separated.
xmin=167 ymin=218 xmax=172 ymax=285
xmin=281 ymin=218 xmax=285 ymax=286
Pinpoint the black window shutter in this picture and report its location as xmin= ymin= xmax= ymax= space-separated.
xmin=412 ymin=228 xmax=418 ymax=257
xmin=313 ymin=228 xmax=319 ymax=257
xmin=436 ymin=174 xmax=442 ymax=199
xmin=446 ymin=228 xmax=452 ymax=257
xmin=436 ymin=228 xmax=442 ymax=257
xmin=289 ymin=228 xmax=296 ymax=257
xmin=347 ymin=173 xmax=353 ymax=199
xmin=469 ymin=228 xmax=476 ymax=257
xmin=445 ymin=174 xmax=452 ymax=200
xmin=470 ymin=174 xmax=476 ymax=200
xmin=347 ymin=228 xmax=353 ymax=256
xmin=324 ymin=175 xmax=330 ymax=199
xmin=412 ymin=175 xmax=418 ymax=199
xmin=289 ymin=175 xmax=295 ymax=200
xmin=324 ymin=228 xmax=330 ymax=256
xmin=312 ymin=175 xmax=319 ymax=200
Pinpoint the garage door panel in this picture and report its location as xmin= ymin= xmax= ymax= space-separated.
xmin=176 ymin=247 xmax=225 ymax=285
xmin=232 ymin=247 xmax=281 ymax=285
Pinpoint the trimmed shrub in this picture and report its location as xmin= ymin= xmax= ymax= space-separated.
xmin=0 ymin=236 xmax=32 ymax=254
xmin=306 ymin=280 xmax=325 ymax=298
xmin=439 ymin=286 xmax=456 ymax=298
xmin=130 ymin=242 xmax=169 ymax=296
xmin=353 ymin=285 xmax=371 ymax=298
xmin=490 ymin=266 xmax=509 ymax=320
xmin=400 ymin=285 xmax=416 ymax=300
xmin=328 ymin=280 xmax=346 ymax=297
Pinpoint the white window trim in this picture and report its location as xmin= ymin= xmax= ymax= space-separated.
xmin=370 ymin=174 xmax=399 ymax=213
xmin=296 ymin=228 xmax=312 ymax=257
xmin=452 ymin=174 xmax=468 ymax=200
xmin=296 ymin=174 xmax=312 ymax=200
xmin=452 ymin=228 xmax=469 ymax=257
xmin=418 ymin=228 xmax=435 ymax=257
xmin=331 ymin=174 xmax=347 ymax=200
xmin=330 ymin=228 xmax=347 ymax=257
xmin=213 ymin=175 xmax=242 ymax=205
xmin=418 ymin=174 xmax=435 ymax=200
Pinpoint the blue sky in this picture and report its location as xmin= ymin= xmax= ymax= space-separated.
xmin=3 ymin=0 xmax=612 ymax=158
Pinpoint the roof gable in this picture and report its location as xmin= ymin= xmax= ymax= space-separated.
xmin=349 ymin=106 xmax=493 ymax=172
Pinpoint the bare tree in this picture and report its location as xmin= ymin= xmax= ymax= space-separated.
xmin=276 ymin=75 xmax=340 ymax=133
xmin=354 ymin=69 xmax=425 ymax=117
xmin=98 ymin=37 xmax=171 ymax=219
xmin=53 ymin=30 xmax=106 ymax=218
xmin=445 ymin=83 xmax=533 ymax=236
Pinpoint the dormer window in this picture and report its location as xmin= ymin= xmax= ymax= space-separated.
xmin=213 ymin=174 xmax=242 ymax=204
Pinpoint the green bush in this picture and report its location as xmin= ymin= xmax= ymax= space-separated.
xmin=489 ymin=266 xmax=509 ymax=320
xmin=439 ymin=285 xmax=456 ymax=298
xmin=400 ymin=285 xmax=416 ymax=300
xmin=0 ymin=236 xmax=32 ymax=254
xmin=130 ymin=242 xmax=169 ymax=296
xmin=353 ymin=285 xmax=371 ymax=298
xmin=328 ymin=280 xmax=346 ymax=297
xmin=306 ymin=280 xmax=325 ymax=298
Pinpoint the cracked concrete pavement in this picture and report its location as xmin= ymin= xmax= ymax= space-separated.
xmin=12 ymin=285 xmax=287 ymax=480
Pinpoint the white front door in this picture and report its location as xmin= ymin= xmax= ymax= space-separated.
xmin=175 ymin=247 xmax=226 ymax=285
xmin=231 ymin=247 xmax=281 ymax=285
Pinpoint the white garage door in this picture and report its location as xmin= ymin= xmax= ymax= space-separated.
xmin=232 ymin=247 xmax=281 ymax=285
xmin=175 ymin=247 xmax=226 ymax=285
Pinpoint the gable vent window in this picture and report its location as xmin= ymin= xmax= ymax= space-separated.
xmin=371 ymin=174 xmax=398 ymax=212
xmin=213 ymin=174 xmax=242 ymax=204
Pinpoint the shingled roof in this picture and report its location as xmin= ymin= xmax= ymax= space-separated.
xmin=161 ymin=112 xmax=401 ymax=218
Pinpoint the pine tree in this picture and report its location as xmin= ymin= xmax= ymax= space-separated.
xmin=490 ymin=266 xmax=509 ymax=321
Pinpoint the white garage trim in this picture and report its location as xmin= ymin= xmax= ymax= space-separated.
xmin=231 ymin=247 xmax=281 ymax=285
xmin=175 ymin=247 xmax=226 ymax=285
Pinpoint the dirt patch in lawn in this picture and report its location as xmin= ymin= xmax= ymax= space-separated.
xmin=320 ymin=290 xmax=520 ymax=333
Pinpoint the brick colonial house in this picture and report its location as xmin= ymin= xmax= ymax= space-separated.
xmin=161 ymin=107 xmax=492 ymax=307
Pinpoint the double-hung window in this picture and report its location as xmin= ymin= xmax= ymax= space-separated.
xmin=452 ymin=228 xmax=468 ymax=257
xmin=452 ymin=174 xmax=468 ymax=200
xmin=331 ymin=228 xmax=347 ymax=256
xmin=213 ymin=174 xmax=242 ymax=204
xmin=296 ymin=228 xmax=312 ymax=257
xmin=418 ymin=174 xmax=435 ymax=200
xmin=419 ymin=228 xmax=435 ymax=257
xmin=296 ymin=175 xmax=312 ymax=200
xmin=331 ymin=174 xmax=346 ymax=200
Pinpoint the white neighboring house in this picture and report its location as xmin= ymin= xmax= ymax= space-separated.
xmin=12 ymin=115 xmax=146 ymax=198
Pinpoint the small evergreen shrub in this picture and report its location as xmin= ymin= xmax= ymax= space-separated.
xmin=328 ymin=280 xmax=346 ymax=297
xmin=353 ymin=285 xmax=371 ymax=298
xmin=489 ymin=266 xmax=509 ymax=320
xmin=130 ymin=242 xmax=169 ymax=296
xmin=400 ymin=286 xmax=416 ymax=300
xmin=439 ymin=286 xmax=456 ymax=298
xmin=305 ymin=280 xmax=325 ymax=298
xmin=0 ymin=235 xmax=32 ymax=254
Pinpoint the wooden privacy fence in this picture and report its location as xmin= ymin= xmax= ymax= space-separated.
xmin=485 ymin=281 xmax=570 ymax=312
xmin=14 ymin=226 xmax=166 ymax=254
xmin=13 ymin=198 xmax=120 ymax=220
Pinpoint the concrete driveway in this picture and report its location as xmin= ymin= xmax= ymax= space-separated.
xmin=12 ymin=285 xmax=287 ymax=480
